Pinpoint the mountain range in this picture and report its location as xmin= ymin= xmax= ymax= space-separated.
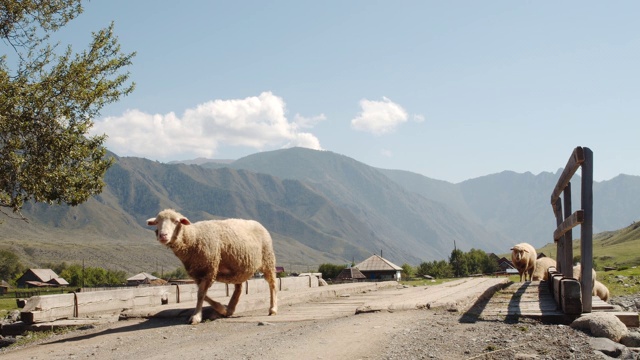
xmin=1 ymin=147 xmax=639 ymax=275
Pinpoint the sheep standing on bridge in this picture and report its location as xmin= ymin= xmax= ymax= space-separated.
xmin=147 ymin=209 xmax=278 ymax=324
xmin=510 ymin=243 xmax=537 ymax=282
xmin=573 ymin=264 xmax=597 ymax=287
xmin=593 ymin=280 xmax=610 ymax=302
xmin=531 ymin=256 xmax=556 ymax=281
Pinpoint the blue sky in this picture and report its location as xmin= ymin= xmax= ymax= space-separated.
xmin=56 ymin=1 xmax=640 ymax=183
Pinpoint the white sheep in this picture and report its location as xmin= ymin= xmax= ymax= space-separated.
xmin=510 ymin=243 xmax=537 ymax=282
xmin=593 ymin=280 xmax=610 ymax=302
xmin=147 ymin=209 xmax=278 ymax=324
xmin=572 ymin=264 xmax=597 ymax=287
xmin=531 ymin=256 xmax=556 ymax=281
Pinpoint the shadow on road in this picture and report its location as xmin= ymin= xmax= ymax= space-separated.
xmin=459 ymin=280 xmax=575 ymax=325
xmin=40 ymin=307 xmax=226 ymax=345
xmin=458 ymin=280 xmax=516 ymax=324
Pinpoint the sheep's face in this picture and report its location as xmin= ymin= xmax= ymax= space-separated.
xmin=147 ymin=210 xmax=191 ymax=245
xmin=511 ymin=247 xmax=528 ymax=262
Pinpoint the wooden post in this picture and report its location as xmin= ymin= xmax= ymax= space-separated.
xmin=554 ymin=198 xmax=565 ymax=274
xmin=581 ymin=147 xmax=593 ymax=312
xmin=562 ymin=182 xmax=573 ymax=275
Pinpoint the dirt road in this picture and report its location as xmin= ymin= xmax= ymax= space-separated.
xmin=0 ymin=278 xmax=603 ymax=359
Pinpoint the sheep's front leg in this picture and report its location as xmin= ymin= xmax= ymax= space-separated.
xmin=204 ymin=294 xmax=229 ymax=316
xmin=190 ymin=279 xmax=212 ymax=324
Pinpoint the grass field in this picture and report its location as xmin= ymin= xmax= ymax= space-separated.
xmin=401 ymin=278 xmax=451 ymax=287
xmin=0 ymin=288 xmax=67 ymax=313
xmin=597 ymin=266 xmax=640 ymax=297
xmin=0 ymin=297 xmax=18 ymax=317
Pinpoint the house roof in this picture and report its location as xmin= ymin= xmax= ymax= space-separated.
xmin=48 ymin=277 xmax=69 ymax=286
xmin=335 ymin=267 xmax=366 ymax=280
xmin=25 ymin=280 xmax=56 ymax=287
xmin=28 ymin=269 xmax=60 ymax=282
xmin=127 ymin=272 xmax=159 ymax=281
xmin=355 ymin=255 xmax=402 ymax=272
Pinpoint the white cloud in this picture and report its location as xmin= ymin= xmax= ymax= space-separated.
xmin=293 ymin=113 xmax=326 ymax=129
xmin=351 ymin=97 xmax=408 ymax=135
xmin=91 ymin=92 xmax=323 ymax=160
xmin=413 ymin=114 xmax=425 ymax=123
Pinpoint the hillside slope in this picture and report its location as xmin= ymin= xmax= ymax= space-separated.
xmin=537 ymin=220 xmax=640 ymax=267
xmin=2 ymin=147 xmax=640 ymax=275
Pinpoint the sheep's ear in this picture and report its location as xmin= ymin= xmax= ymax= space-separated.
xmin=179 ymin=218 xmax=191 ymax=225
xmin=147 ymin=218 xmax=157 ymax=226
xmin=509 ymin=248 xmax=514 ymax=251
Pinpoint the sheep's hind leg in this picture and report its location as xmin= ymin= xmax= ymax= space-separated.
xmin=190 ymin=279 xmax=212 ymax=324
xmin=225 ymin=283 xmax=243 ymax=317
xmin=263 ymin=269 xmax=278 ymax=315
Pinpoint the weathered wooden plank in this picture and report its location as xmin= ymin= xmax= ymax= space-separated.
xmin=553 ymin=210 xmax=584 ymax=241
xmin=608 ymin=312 xmax=640 ymax=327
xmin=561 ymin=183 xmax=574 ymax=273
xmin=550 ymin=146 xmax=584 ymax=205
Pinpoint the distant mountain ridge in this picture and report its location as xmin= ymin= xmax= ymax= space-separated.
xmin=2 ymin=147 xmax=640 ymax=275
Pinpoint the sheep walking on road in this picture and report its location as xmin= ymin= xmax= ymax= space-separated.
xmin=510 ymin=243 xmax=537 ymax=282
xmin=147 ymin=209 xmax=278 ymax=324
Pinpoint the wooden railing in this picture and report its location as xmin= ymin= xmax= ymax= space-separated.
xmin=550 ymin=146 xmax=593 ymax=312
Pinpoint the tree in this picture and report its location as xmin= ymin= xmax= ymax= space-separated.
xmin=463 ymin=248 xmax=499 ymax=275
xmin=0 ymin=0 xmax=135 ymax=219
xmin=416 ymin=260 xmax=453 ymax=279
xmin=59 ymin=264 xmax=126 ymax=287
xmin=449 ymin=248 xmax=468 ymax=277
xmin=0 ymin=248 xmax=24 ymax=282
xmin=317 ymin=263 xmax=347 ymax=280
xmin=400 ymin=263 xmax=415 ymax=279
xmin=157 ymin=266 xmax=189 ymax=280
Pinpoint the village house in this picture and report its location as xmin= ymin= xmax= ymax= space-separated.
xmin=496 ymin=257 xmax=519 ymax=276
xmin=0 ymin=280 xmax=9 ymax=295
xmin=354 ymin=254 xmax=403 ymax=281
xmin=334 ymin=267 xmax=366 ymax=283
xmin=16 ymin=269 xmax=69 ymax=288
xmin=126 ymin=272 xmax=160 ymax=286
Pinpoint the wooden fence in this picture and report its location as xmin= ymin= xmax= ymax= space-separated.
xmin=550 ymin=146 xmax=594 ymax=313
